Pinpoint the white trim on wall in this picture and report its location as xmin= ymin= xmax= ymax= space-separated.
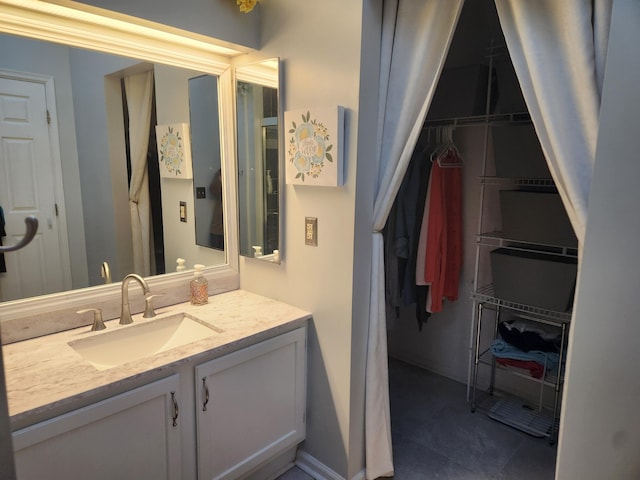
xmin=0 ymin=0 xmax=249 ymax=72
xmin=296 ymin=450 xmax=366 ymax=480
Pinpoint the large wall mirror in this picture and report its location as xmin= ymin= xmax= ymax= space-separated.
xmin=0 ymin=2 xmax=242 ymax=318
xmin=236 ymin=58 xmax=281 ymax=262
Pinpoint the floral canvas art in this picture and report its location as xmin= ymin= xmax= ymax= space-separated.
xmin=236 ymin=0 xmax=259 ymax=13
xmin=285 ymin=107 xmax=344 ymax=186
xmin=156 ymin=123 xmax=193 ymax=179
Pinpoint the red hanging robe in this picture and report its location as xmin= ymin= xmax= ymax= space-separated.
xmin=422 ymin=149 xmax=462 ymax=313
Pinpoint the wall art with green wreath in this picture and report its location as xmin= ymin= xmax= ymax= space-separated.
xmin=285 ymin=106 xmax=344 ymax=186
xmin=156 ymin=123 xmax=193 ymax=179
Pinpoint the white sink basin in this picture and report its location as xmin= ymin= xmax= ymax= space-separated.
xmin=68 ymin=313 xmax=224 ymax=370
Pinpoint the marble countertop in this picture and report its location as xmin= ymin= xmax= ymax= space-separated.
xmin=3 ymin=290 xmax=311 ymax=430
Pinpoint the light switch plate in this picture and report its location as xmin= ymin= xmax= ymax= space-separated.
xmin=305 ymin=217 xmax=317 ymax=246
xmin=180 ymin=201 xmax=187 ymax=222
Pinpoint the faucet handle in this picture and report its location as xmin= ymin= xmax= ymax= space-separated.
xmin=77 ymin=308 xmax=106 ymax=331
xmin=143 ymin=294 xmax=161 ymax=318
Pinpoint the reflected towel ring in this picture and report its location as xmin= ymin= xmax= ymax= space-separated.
xmin=0 ymin=216 xmax=38 ymax=253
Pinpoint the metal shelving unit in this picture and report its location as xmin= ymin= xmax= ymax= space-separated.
xmin=426 ymin=46 xmax=575 ymax=443
xmin=470 ymin=166 xmax=575 ymax=443
xmin=464 ymin=46 xmax=574 ymax=444
xmin=476 ymin=231 xmax=578 ymax=258
xmin=469 ymin=294 xmax=569 ymax=442
xmin=470 ymin=171 xmax=573 ymax=443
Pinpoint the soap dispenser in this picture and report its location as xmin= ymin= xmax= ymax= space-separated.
xmin=176 ymin=257 xmax=186 ymax=272
xmin=190 ymin=264 xmax=208 ymax=305
xmin=266 ymin=169 xmax=274 ymax=194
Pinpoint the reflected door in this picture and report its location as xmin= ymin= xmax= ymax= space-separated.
xmin=0 ymin=75 xmax=70 ymax=301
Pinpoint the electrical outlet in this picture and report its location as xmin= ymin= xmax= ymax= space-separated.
xmin=305 ymin=217 xmax=317 ymax=246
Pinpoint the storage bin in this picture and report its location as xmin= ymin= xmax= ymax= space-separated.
xmin=492 ymin=124 xmax=550 ymax=178
xmin=490 ymin=248 xmax=577 ymax=312
xmin=500 ymin=191 xmax=577 ymax=247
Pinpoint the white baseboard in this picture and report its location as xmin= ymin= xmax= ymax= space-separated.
xmin=295 ymin=450 xmax=366 ymax=480
xmin=351 ymin=469 xmax=366 ymax=480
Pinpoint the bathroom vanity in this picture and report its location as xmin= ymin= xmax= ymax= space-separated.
xmin=3 ymin=290 xmax=310 ymax=480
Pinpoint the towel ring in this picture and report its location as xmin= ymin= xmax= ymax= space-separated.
xmin=0 ymin=216 xmax=38 ymax=253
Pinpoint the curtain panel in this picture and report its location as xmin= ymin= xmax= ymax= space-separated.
xmin=494 ymin=0 xmax=613 ymax=245
xmin=365 ymin=1 xmax=464 ymax=478
xmin=124 ymin=71 xmax=154 ymax=276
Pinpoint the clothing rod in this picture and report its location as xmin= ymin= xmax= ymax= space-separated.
xmin=423 ymin=112 xmax=531 ymax=129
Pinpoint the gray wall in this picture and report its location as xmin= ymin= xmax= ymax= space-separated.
xmin=237 ymin=1 xmax=376 ymax=477
xmin=153 ymin=64 xmax=226 ymax=272
xmin=68 ymin=48 xmax=140 ymax=284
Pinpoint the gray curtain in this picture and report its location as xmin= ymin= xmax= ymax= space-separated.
xmin=124 ymin=70 xmax=154 ymax=276
xmin=494 ymin=0 xmax=613 ymax=245
xmin=365 ymin=1 xmax=465 ymax=477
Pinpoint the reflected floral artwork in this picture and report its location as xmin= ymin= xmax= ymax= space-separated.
xmin=156 ymin=123 xmax=193 ymax=179
xmin=236 ymin=0 xmax=259 ymax=13
xmin=285 ymin=107 xmax=344 ymax=186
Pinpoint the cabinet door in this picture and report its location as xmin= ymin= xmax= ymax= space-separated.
xmin=13 ymin=374 xmax=181 ymax=480
xmin=196 ymin=327 xmax=306 ymax=480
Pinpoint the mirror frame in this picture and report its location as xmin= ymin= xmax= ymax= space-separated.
xmin=235 ymin=58 xmax=283 ymax=263
xmin=0 ymin=0 xmax=249 ymax=325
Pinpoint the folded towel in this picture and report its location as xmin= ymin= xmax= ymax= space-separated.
xmin=490 ymin=338 xmax=559 ymax=372
xmin=495 ymin=358 xmax=545 ymax=379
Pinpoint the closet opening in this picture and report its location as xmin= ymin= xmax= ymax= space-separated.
xmin=384 ymin=1 xmax=576 ymax=477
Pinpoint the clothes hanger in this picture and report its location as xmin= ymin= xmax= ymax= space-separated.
xmin=430 ymin=126 xmax=463 ymax=168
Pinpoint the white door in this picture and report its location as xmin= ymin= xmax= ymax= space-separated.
xmin=0 ymin=75 xmax=70 ymax=301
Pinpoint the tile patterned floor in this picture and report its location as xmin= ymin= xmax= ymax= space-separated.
xmin=279 ymin=358 xmax=556 ymax=479
xmin=278 ymin=467 xmax=314 ymax=480
xmin=388 ymin=358 xmax=557 ymax=479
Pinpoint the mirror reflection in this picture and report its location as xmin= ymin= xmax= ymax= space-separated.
xmin=236 ymin=59 xmax=280 ymax=261
xmin=0 ymin=33 xmax=226 ymax=303
xmin=189 ymin=75 xmax=224 ymax=251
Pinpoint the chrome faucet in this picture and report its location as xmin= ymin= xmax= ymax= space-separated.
xmin=100 ymin=261 xmax=112 ymax=284
xmin=120 ymin=273 xmax=150 ymax=325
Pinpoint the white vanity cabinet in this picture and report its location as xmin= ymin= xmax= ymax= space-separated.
xmin=10 ymin=324 xmax=308 ymax=480
xmin=12 ymin=374 xmax=181 ymax=480
xmin=195 ymin=327 xmax=307 ymax=480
